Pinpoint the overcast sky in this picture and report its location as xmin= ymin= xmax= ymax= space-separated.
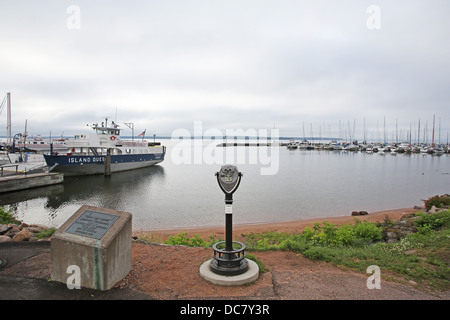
xmin=1 ymin=0 xmax=449 ymax=142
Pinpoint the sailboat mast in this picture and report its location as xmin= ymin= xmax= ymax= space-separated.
xmin=363 ymin=117 xmax=366 ymax=143
xmin=396 ymin=118 xmax=398 ymax=144
xmin=409 ymin=122 xmax=412 ymax=146
xmin=417 ymin=118 xmax=420 ymax=145
xmin=6 ymin=92 xmax=11 ymax=146
xmin=431 ymin=114 xmax=435 ymax=147
xmin=438 ymin=117 xmax=441 ymax=145
xmin=24 ymin=119 xmax=27 ymax=147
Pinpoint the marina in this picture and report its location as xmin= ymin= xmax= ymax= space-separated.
xmin=281 ymin=139 xmax=449 ymax=154
xmin=0 ymin=94 xmax=449 ymax=231
xmin=1 ymin=139 xmax=448 ymax=231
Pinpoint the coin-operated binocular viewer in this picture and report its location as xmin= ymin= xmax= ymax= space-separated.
xmin=210 ymin=165 xmax=249 ymax=276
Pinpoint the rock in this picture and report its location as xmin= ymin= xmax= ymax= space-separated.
xmin=385 ymin=231 xmax=399 ymax=243
xmin=27 ymin=226 xmax=46 ymax=233
xmin=18 ymin=222 xmax=29 ymax=230
xmin=428 ymin=205 xmax=437 ymax=213
xmin=0 ymin=225 xmax=12 ymax=235
xmin=351 ymin=211 xmax=368 ymax=216
xmin=12 ymin=229 xmax=31 ymax=242
xmin=0 ymin=221 xmax=51 ymax=242
xmin=29 ymin=224 xmax=49 ymax=230
xmin=413 ymin=205 xmax=423 ymax=210
xmin=0 ymin=235 xmax=12 ymax=242
xmin=3 ymin=226 xmax=20 ymax=238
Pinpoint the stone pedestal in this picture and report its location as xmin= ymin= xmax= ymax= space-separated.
xmin=51 ymin=205 xmax=132 ymax=291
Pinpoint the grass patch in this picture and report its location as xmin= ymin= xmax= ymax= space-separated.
xmin=35 ymin=227 xmax=57 ymax=239
xmin=246 ymin=253 xmax=269 ymax=274
xmin=163 ymin=232 xmax=218 ymax=248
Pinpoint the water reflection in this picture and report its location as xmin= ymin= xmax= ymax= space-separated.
xmin=0 ymin=184 xmax=65 ymax=206
xmin=3 ymin=165 xmax=165 ymax=227
xmin=56 ymin=165 xmax=165 ymax=210
xmin=3 ymin=140 xmax=449 ymax=231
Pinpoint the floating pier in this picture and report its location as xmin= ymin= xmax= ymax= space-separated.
xmin=0 ymin=171 xmax=63 ymax=193
xmin=216 ymin=142 xmax=273 ymax=147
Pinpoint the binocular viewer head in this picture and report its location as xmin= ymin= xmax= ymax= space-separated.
xmin=215 ymin=164 xmax=242 ymax=196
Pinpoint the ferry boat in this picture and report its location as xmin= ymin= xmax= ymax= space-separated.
xmin=43 ymin=119 xmax=165 ymax=176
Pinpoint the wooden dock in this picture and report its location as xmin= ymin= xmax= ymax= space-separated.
xmin=0 ymin=172 xmax=64 ymax=193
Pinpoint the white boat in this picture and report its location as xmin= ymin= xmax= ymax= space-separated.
xmin=432 ymin=146 xmax=445 ymax=154
xmin=286 ymin=139 xmax=298 ymax=150
xmin=43 ymin=119 xmax=165 ymax=176
xmin=13 ymin=135 xmax=69 ymax=153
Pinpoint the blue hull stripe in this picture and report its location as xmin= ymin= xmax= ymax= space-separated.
xmin=44 ymin=153 xmax=164 ymax=167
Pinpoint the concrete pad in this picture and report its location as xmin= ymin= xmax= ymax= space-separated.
xmin=199 ymin=259 xmax=259 ymax=286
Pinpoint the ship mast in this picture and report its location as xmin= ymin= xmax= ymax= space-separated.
xmin=6 ymin=92 xmax=11 ymax=145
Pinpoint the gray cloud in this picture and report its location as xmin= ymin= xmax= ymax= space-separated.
xmin=1 ymin=0 xmax=449 ymax=140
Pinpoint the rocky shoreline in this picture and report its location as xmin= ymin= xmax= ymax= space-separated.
xmin=0 ymin=222 xmax=52 ymax=242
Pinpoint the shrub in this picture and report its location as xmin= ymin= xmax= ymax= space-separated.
xmin=302 ymin=226 xmax=315 ymax=241
xmin=0 ymin=207 xmax=21 ymax=225
xmin=335 ymin=224 xmax=355 ymax=245
xmin=424 ymin=194 xmax=450 ymax=211
xmin=414 ymin=210 xmax=450 ymax=230
xmin=279 ymin=237 xmax=310 ymax=252
xmin=353 ymin=220 xmax=383 ymax=241
xmin=163 ymin=232 xmax=217 ymax=247
xmin=301 ymin=220 xmax=382 ymax=246
xmin=164 ymin=232 xmax=192 ymax=246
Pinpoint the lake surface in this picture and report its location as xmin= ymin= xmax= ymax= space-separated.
xmin=2 ymin=139 xmax=449 ymax=231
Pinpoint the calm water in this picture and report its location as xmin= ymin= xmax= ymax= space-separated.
xmin=2 ymin=139 xmax=449 ymax=231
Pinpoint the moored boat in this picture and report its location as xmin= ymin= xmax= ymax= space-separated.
xmin=13 ymin=135 xmax=69 ymax=153
xmin=43 ymin=119 xmax=165 ymax=176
